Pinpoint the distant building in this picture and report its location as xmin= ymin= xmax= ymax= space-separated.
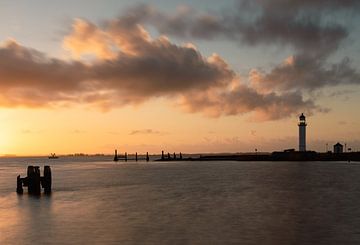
xmin=333 ymin=143 xmax=343 ymax=154
xmin=298 ymin=113 xmax=307 ymax=152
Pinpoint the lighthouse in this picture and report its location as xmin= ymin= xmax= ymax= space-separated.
xmin=298 ymin=113 xmax=307 ymax=152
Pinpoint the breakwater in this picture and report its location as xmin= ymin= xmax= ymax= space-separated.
xmin=155 ymin=151 xmax=360 ymax=162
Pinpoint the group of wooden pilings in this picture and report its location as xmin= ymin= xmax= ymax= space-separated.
xmin=16 ymin=165 xmax=52 ymax=195
xmin=113 ymin=150 xmax=150 ymax=162
xmin=161 ymin=151 xmax=183 ymax=161
xmin=113 ymin=150 xmax=184 ymax=162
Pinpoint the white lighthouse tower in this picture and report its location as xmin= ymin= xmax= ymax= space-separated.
xmin=298 ymin=113 xmax=307 ymax=152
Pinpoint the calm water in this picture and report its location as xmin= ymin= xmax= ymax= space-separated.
xmin=1 ymin=157 xmax=360 ymax=244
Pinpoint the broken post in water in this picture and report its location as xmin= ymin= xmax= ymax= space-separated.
xmin=114 ymin=149 xmax=119 ymax=161
xmin=16 ymin=165 xmax=52 ymax=195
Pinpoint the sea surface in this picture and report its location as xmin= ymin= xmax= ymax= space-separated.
xmin=1 ymin=157 xmax=360 ymax=245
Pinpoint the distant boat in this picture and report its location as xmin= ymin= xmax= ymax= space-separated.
xmin=48 ymin=153 xmax=59 ymax=159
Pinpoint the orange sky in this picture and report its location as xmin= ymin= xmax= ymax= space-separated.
xmin=0 ymin=97 xmax=359 ymax=156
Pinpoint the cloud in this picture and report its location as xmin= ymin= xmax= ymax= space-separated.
xmin=328 ymin=89 xmax=356 ymax=98
xmin=64 ymin=18 xmax=236 ymax=101
xmin=0 ymin=17 xmax=318 ymax=121
xmin=21 ymin=129 xmax=32 ymax=134
xmin=0 ymin=40 xmax=90 ymax=108
xmin=63 ymin=19 xmax=116 ymax=59
xmin=338 ymin=121 xmax=347 ymax=125
xmin=0 ymin=28 xmax=234 ymax=109
xmin=121 ymin=1 xmax=360 ymax=56
xmin=119 ymin=2 xmax=360 ymax=93
xmin=71 ymin=129 xmax=86 ymax=134
xmin=250 ymin=130 xmax=257 ymax=137
xmin=178 ymin=85 xmax=317 ymax=120
xmin=249 ymin=54 xmax=360 ymax=92
xmin=129 ymin=129 xmax=164 ymax=135
xmin=21 ymin=129 xmax=42 ymax=134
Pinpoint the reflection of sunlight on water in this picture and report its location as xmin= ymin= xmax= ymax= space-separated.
xmin=0 ymin=194 xmax=25 ymax=243
xmin=0 ymin=193 xmax=56 ymax=244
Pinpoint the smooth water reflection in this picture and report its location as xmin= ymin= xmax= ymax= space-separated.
xmin=1 ymin=158 xmax=360 ymax=244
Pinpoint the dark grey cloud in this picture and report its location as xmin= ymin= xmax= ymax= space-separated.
xmin=122 ymin=1 xmax=360 ymax=57
xmin=114 ymin=1 xmax=360 ymax=97
xmin=234 ymin=0 xmax=360 ymax=58
xmin=179 ymin=85 xmax=318 ymax=120
xmin=250 ymin=54 xmax=360 ymax=91
xmin=92 ymin=41 xmax=233 ymax=96
xmin=0 ymin=40 xmax=90 ymax=107
xmin=0 ymin=41 xmax=88 ymax=91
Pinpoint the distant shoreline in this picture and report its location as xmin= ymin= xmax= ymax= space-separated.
xmin=156 ymin=151 xmax=360 ymax=162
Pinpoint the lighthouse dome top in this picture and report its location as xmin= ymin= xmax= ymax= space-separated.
xmin=299 ymin=113 xmax=305 ymax=120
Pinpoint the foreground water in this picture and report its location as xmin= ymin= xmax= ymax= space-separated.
xmin=1 ymin=157 xmax=360 ymax=244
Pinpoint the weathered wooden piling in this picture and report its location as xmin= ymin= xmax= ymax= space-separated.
xmin=34 ymin=166 xmax=41 ymax=195
xmin=114 ymin=149 xmax=119 ymax=161
xmin=42 ymin=166 xmax=52 ymax=194
xmin=26 ymin=166 xmax=40 ymax=195
xmin=16 ymin=166 xmax=52 ymax=195
xmin=167 ymin=152 xmax=171 ymax=159
xmin=114 ymin=150 xmax=151 ymax=162
xmin=180 ymin=152 xmax=182 ymax=160
xmin=173 ymin=152 xmax=176 ymax=159
xmin=16 ymin=175 xmax=23 ymax=194
xmin=161 ymin=151 xmax=164 ymax=160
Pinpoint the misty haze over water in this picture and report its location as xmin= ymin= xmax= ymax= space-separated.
xmin=1 ymin=157 xmax=360 ymax=244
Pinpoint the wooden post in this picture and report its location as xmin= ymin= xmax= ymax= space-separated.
xmin=34 ymin=166 xmax=41 ymax=195
xmin=180 ymin=152 xmax=182 ymax=160
xmin=43 ymin=166 xmax=52 ymax=194
xmin=135 ymin=152 xmax=138 ymax=162
xmin=16 ymin=175 xmax=23 ymax=194
xmin=173 ymin=152 xmax=176 ymax=159
xmin=27 ymin=166 xmax=35 ymax=194
xmin=125 ymin=152 xmax=127 ymax=162
xmin=167 ymin=152 xmax=170 ymax=160
xmin=146 ymin=152 xmax=149 ymax=162
xmin=161 ymin=151 xmax=164 ymax=160
xmin=114 ymin=149 xmax=119 ymax=161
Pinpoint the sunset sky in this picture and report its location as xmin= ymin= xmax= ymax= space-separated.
xmin=0 ymin=0 xmax=360 ymax=156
